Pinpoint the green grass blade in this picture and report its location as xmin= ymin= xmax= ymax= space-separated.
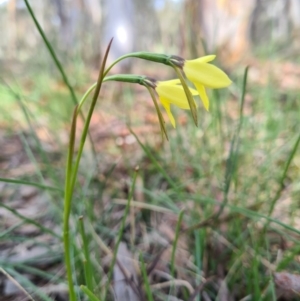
xmin=80 ymin=285 xmax=102 ymax=301
xmin=2 ymin=80 xmax=60 ymax=185
xmin=130 ymin=129 xmax=178 ymax=190
xmin=171 ymin=210 xmax=184 ymax=278
xmin=0 ymin=202 xmax=59 ymax=238
xmin=103 ymin=167 xmax=139 ymax=300
xmin=3 ymin=262 xmax=64 ymax=284
xmin=140 ymin=253 xmax=154 ymax=301
xmin=0 ymin=221 xmax=25 ymax=238
xmin=23 ymin=0 xmax=99 ymax=170
xmin=219 ymin=66 xmax=248 ymax=216
xmin=4 ymin=267 xmax=53 ymax=301
xmin=276 ymin=243 xmax=300 ymax=271
xmin=267 ymin=133 xmax=300 ymax=217
xmin=69 ymin=38 xmax=113 ymax=197
xmin=0 ymin=177 xmax=63 ymax=193
xmin=190 ymin=195 xmax=300 ymax=235
xmin=78 ymin=216 xmax=94 ymax=292
xmin=23 ymin=0 xmax=77 ymax=106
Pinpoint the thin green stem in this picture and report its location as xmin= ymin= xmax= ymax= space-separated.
xmin=77 ymin=83 xmax=97 ymax=116
xmin=62 ymin=40 xmax=113 ymax=300
xmin=77 ymin=75 xmax=146 ymax=115
xmin=102 ymin=51 xmax=172 ymax=77
xmin=103 ymin=53 xmax=154 ymax=77
xmin=24 ymin=0 xmax=77 ymax=106
xmin=69 ymin=84 xmax=103 ymax=197
xmin=63 ymin=106 xmax=78 ymax=301
xmin=69 ymin=38 xmax=113 ymax=201
xmin=78 ymin=216 xmax=93 ymax=292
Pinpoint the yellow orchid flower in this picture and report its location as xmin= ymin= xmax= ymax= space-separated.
xmin=114 ymin=52 xmax=231 ymax=118
xmin=119 ymin=52 xmax=231 ymax=112
xmin=182 ymin=55 xmax=232 ymax=111
xmin=155 ymin=79 xmax=198 ymax=128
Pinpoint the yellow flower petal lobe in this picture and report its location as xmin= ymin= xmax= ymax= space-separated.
xmin=160 ymin=97 xmax=176 ymax=128
xmin=156 ymin=82 xmax=197 ymax=109
xmin=188 ymin=55 xmax=216 ymax=64
xmin=194 ymin=83 xmax=209 ymax=111
xmin=163 ymin=79 xmax=181 ymax=85
xmin=184 ymin=60 xmax=232 ymax=89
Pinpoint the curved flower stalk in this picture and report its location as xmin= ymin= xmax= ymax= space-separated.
xmin=77 ymin=52 xmax=231 ymax=134
xmin=103 ymin=75 xmax=199 ymax=129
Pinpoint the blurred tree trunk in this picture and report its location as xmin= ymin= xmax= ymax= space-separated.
xmin=250 ymin=0 xmax=300 ymax=56
xmin=7 ymin=0 xmax=16 ymax=59
xmin=198 ymin=0 xmax=256 ymax=65
xmin=183 ymin=0 xmax=205 ymax=58
xmin=3 ymin=0 xmax=300 ymax=66
xmin=99 ymin=0 xmax=160 ymax=72
xmin=182 ymin=0 xmax=300 ymax=65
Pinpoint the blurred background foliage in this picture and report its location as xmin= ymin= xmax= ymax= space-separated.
xmin=2 ymin=0 xmax=300 ymax=135
xmin=2 ymin=0 xmax=300 ymax=70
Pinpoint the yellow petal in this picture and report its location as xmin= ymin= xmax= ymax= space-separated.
xmin=184 ymin=61 xmax=232 ymax=89
xmin=194 ymin=83 xmax=209 ymax=111
xmin=188 ymin=55 xmax=216 ymax=64
xmin=160 ymin=98 xmax=176 ymax=128
xmin=156 ymin=82 xmax=198 ymax=109
xmin=162 ymin=79 xmax=181 ymax=85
